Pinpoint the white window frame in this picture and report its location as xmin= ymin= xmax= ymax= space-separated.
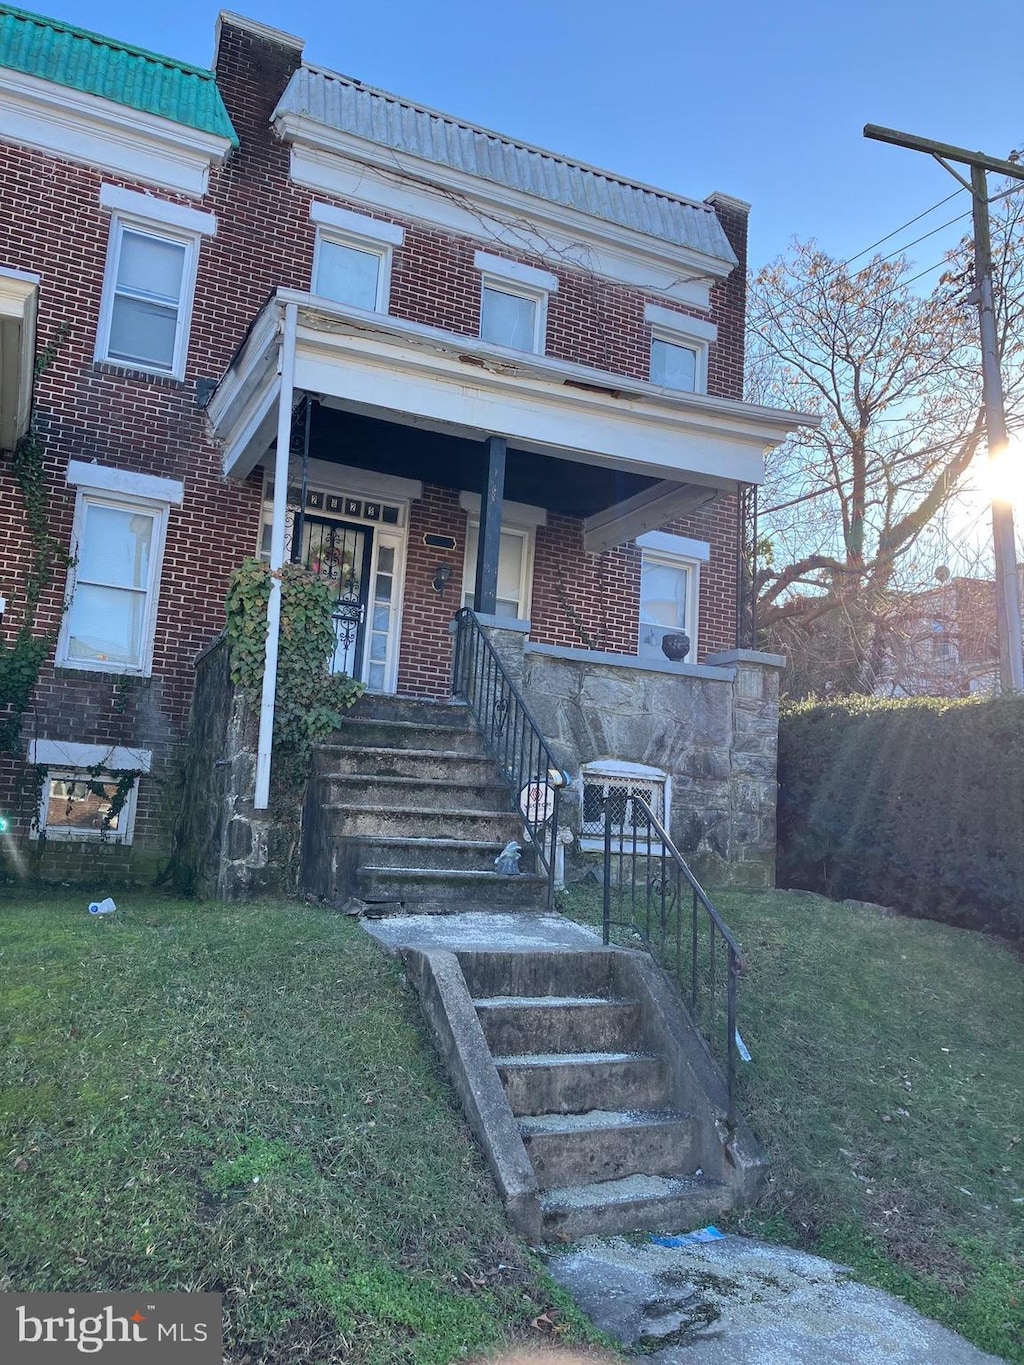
xmin=637 ymin=541 xmax=703 ymax=664
xmin=461 ymin=520 xmax=536 ymax=622
xmin=474 ymin=251 xmax=556 ymax=355
xmin=310 ymin=202 xmax=403 ymax=314
xmin=95 ymin=188 xmax=215 ymax=380
xmin=645 ymin=303 xmax=717 ymax=395
xmin=35 ymin=768 xmax=140 ymax=844
xmin=55 ymin=489 xmax=171 ymax=677
xmin=579 ymin=759 xmax=670 ymax=853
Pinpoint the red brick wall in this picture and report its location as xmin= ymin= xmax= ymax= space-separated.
xmin=0 ymin=16 xmax=749 ymax=850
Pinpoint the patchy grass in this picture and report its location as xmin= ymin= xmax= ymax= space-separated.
xmin=558 ymin=882 xmax=1024 ymax=1362
xmin=0 ymin=892 xmax=603 ymax=1364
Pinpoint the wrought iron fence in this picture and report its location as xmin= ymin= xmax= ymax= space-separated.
xmin=601 ymin=792 xmax=746 ymax=1127
xmin=737 ymin=481 xmax=759 ymax=650
xmin=451 ymin=609 xmax=563 ymax=909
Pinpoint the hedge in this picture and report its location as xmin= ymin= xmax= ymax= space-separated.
xmin=777 ymin=694 xmax=1024 ymax=942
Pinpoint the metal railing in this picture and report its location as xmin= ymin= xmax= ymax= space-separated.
xmin=602 ymin=792 xmax=746 ymax=1127
xmin=451 ymin=609 xmax=562 ymax=910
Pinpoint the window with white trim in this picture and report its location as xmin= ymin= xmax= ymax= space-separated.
xmin=310 ymin=203 xmax=403 ymax=313
xmin=56 ymin=492 xmax=169 ymax=675
xmin=580 ymin=760 xmax=669 ymax=849
xmin=462 ymin=522 xmax=534 ymax=620
xmin=645 ymin=304 xmax=716 ymax=395
xmin=475 ymin=251 xmax=555 ymax=354
xmin=96 ymin=220 xmax=199 ymax=377
xmin=36 ymin=769 xmax=139 ymax=843
xmin=638 ymin=549 xmax=700 ymax=662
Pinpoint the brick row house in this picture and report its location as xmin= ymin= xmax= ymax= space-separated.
xmin=0 ymin=5 xmax=807 ymax=892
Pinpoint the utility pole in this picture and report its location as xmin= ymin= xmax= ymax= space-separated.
xmin=864 ymin=125 xmax=1024 ymax=694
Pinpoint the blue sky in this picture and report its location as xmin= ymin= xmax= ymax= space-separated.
xmin=30 ymin=1 xmax=1024 ymax=276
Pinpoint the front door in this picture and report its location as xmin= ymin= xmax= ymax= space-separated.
xmin=297 ymin=517 xmax=373 ymax=677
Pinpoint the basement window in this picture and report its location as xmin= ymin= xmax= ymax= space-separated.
xmin=37 ymin=770 xmax=138 ymax=843
xmin=579 ymin=760 xmax=669 ymax=850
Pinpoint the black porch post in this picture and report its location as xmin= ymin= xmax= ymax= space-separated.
xmin=474 ymin=435 xmax=506 ymax=615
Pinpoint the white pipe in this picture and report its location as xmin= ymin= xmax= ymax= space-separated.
xmin=254 ymin=301 xmax=298 ymax=810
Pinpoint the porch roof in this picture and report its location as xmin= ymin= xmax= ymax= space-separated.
xmin=208 ymin=290 xmax=812 ymax=547
xmin=0 ymin=264 xmax=37 ymax=451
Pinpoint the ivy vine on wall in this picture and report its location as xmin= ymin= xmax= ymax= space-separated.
xmin=225 ymin=558 xmax=364 ymax=791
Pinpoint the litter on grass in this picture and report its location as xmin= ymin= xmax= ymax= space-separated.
xmin=651 ymin=1226 xmax=726 ymax=1247
xmin=88 ymin=897 xmax=116 ymax=916
xmin=735 ymin=1029 xmax=752 ymax=1062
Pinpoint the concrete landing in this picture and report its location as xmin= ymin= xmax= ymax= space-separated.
xmin=547 ymin=1234 xmax=1004 ymax=1364
xmin=362 ymin=910 xmax=603 ymax=955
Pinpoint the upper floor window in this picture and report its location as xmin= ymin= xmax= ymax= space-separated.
xmin=644 ymin=303 xmax=717 ymax=395
xmin=310 ymin=203 xmax=404 ymax=313
xmin=474 ymin=252 xmax=556 ymax=355
xmin=95 ymin=186 xmax=216 ymax=380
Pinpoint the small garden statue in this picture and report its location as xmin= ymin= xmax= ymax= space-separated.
xmin=494 ymin=841 xmax=522 ymax=875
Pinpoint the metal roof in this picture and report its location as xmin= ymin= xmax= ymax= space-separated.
xmin=276 ymin=66 xmax=737 ymax=266
xmin=0 ymin=4 xmax=238 ymax=145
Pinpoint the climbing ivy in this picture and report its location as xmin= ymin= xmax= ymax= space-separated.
xmin=0 ymin=322 xmax=72 ymax=754
xmin=225 ymin=558 xmax=364 ymax=791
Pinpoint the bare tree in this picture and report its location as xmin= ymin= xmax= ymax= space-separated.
xmin=749 ymin=184 xmax=1024 ymax=694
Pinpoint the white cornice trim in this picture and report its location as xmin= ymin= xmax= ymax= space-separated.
xmin=459 ymin=490 xmax=547 ymax=526
xmin=636 ymin=529 xmax=711 ymax=561
xmin=211 ymin=291 xmax=815 ymax=488
xmin=310 ymin=201 xmax=404 ymax=244
xmin=0 ymin=68 xmax=232 ymax=197
xmin=99 ymin=184 xmax=218 ymax=235
xmin=66 ymin=459 xmax=185 ymax=505
xmin=474 ymin=252 xmax=558 ymax=294
xmin=644 ymin=303 xmax=718 ymax=344
xmin=216 ymin=11 xmax=305 ymax=52
xmin=286 ymin=139 xmax=718 ymax=308
xmin=28 ymin=738 xmax=153 ymax=772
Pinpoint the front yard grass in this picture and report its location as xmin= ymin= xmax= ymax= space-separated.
xmin=559 ymin=883 xmax=1024 ymax=1361
xmin=0 ymin=892 xmax=601 ymax=1364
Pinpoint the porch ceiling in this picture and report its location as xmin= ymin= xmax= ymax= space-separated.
xmin=208 ymin=290 xmax=814 ymax=523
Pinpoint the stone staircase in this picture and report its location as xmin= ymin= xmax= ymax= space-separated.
xmin=404 ymin=947 xmax=759 ymax=1241
xmin=302 ymin=694 xmax=549 ymax=911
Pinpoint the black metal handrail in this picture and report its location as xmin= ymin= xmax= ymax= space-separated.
xmin=451 ymin=609 xmax=562 ymax=910
xmin=602 ymin=793 xmax=746 ymax=1127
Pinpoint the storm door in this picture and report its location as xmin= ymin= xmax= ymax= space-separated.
xmin=296 ymin=517 xmax=373 ymax=678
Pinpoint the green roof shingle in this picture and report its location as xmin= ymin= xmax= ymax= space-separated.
xmin=0 ymin=4 xmax=238 ymax=145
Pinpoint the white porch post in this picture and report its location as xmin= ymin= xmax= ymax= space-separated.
xmin=254 ymin=301 xmax=298 ymax=810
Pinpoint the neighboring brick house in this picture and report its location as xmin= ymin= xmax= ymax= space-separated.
xmin=875 ymin=574 xmax=1012 ymax=699
xmin=0 ymin=6 xmax=807 ymax=888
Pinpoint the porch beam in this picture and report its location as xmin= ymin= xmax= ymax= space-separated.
xmin=474 ymin=435 xmax=507 ymax=615
xmin=583 ymin=476 xmax=732 ymax=554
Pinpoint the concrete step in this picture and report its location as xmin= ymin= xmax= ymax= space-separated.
xmin=315 ymin=745 xmax=499 ymax=783
xmin=324 ymin=805 xmax=525 ymax=842
xmin=475 ymin=996 xmax=641 ymax=1055
xmin=518 ymin=1109 xmax=699 ymax=1189
xmin=358 ymin=865 xmax=549 ymax=909
xmin=339 ymin=836 xmax=536 ymax=873
xmin=458 ymin=950 xmax=617 ymax=1002
xmin=349 ymin=695 xmax=473 ymax=727
xmin=539 ymin=1173 xmax=731 ymax=1240
xmin=328 ymin=718 xmax=486 ymax=752
xmin=318 ymin=773 xmax=511 ymax=810
xmin=496 ymin=1052 xmax=667 ymax=1116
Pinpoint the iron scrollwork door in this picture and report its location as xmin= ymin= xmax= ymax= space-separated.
xmin=296 ymin=517 xmax=373 ymax=678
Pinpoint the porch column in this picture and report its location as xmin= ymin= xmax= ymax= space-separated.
xmin=474 ymin=435 xmax=506 ymax=615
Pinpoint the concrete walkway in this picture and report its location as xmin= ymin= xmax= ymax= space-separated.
xmin=547 ymin=1234 xmax=1005 ymax=1364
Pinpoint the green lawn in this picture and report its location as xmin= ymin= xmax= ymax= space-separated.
xmin=0 ymin=893 xmax=601 ymax=1365
xmin=560 ymin=883 xmax=1024 ymax=1361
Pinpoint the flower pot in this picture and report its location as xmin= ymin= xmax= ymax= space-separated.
xmin=661 ymin=632 xmax=691 ymax=662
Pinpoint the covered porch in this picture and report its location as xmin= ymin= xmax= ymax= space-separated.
xmin=208 ymin=289 xmax=804 ymax=804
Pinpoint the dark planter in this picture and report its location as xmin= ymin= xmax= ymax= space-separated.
xmin=661 ymin=632 xmax=691 ymax=662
